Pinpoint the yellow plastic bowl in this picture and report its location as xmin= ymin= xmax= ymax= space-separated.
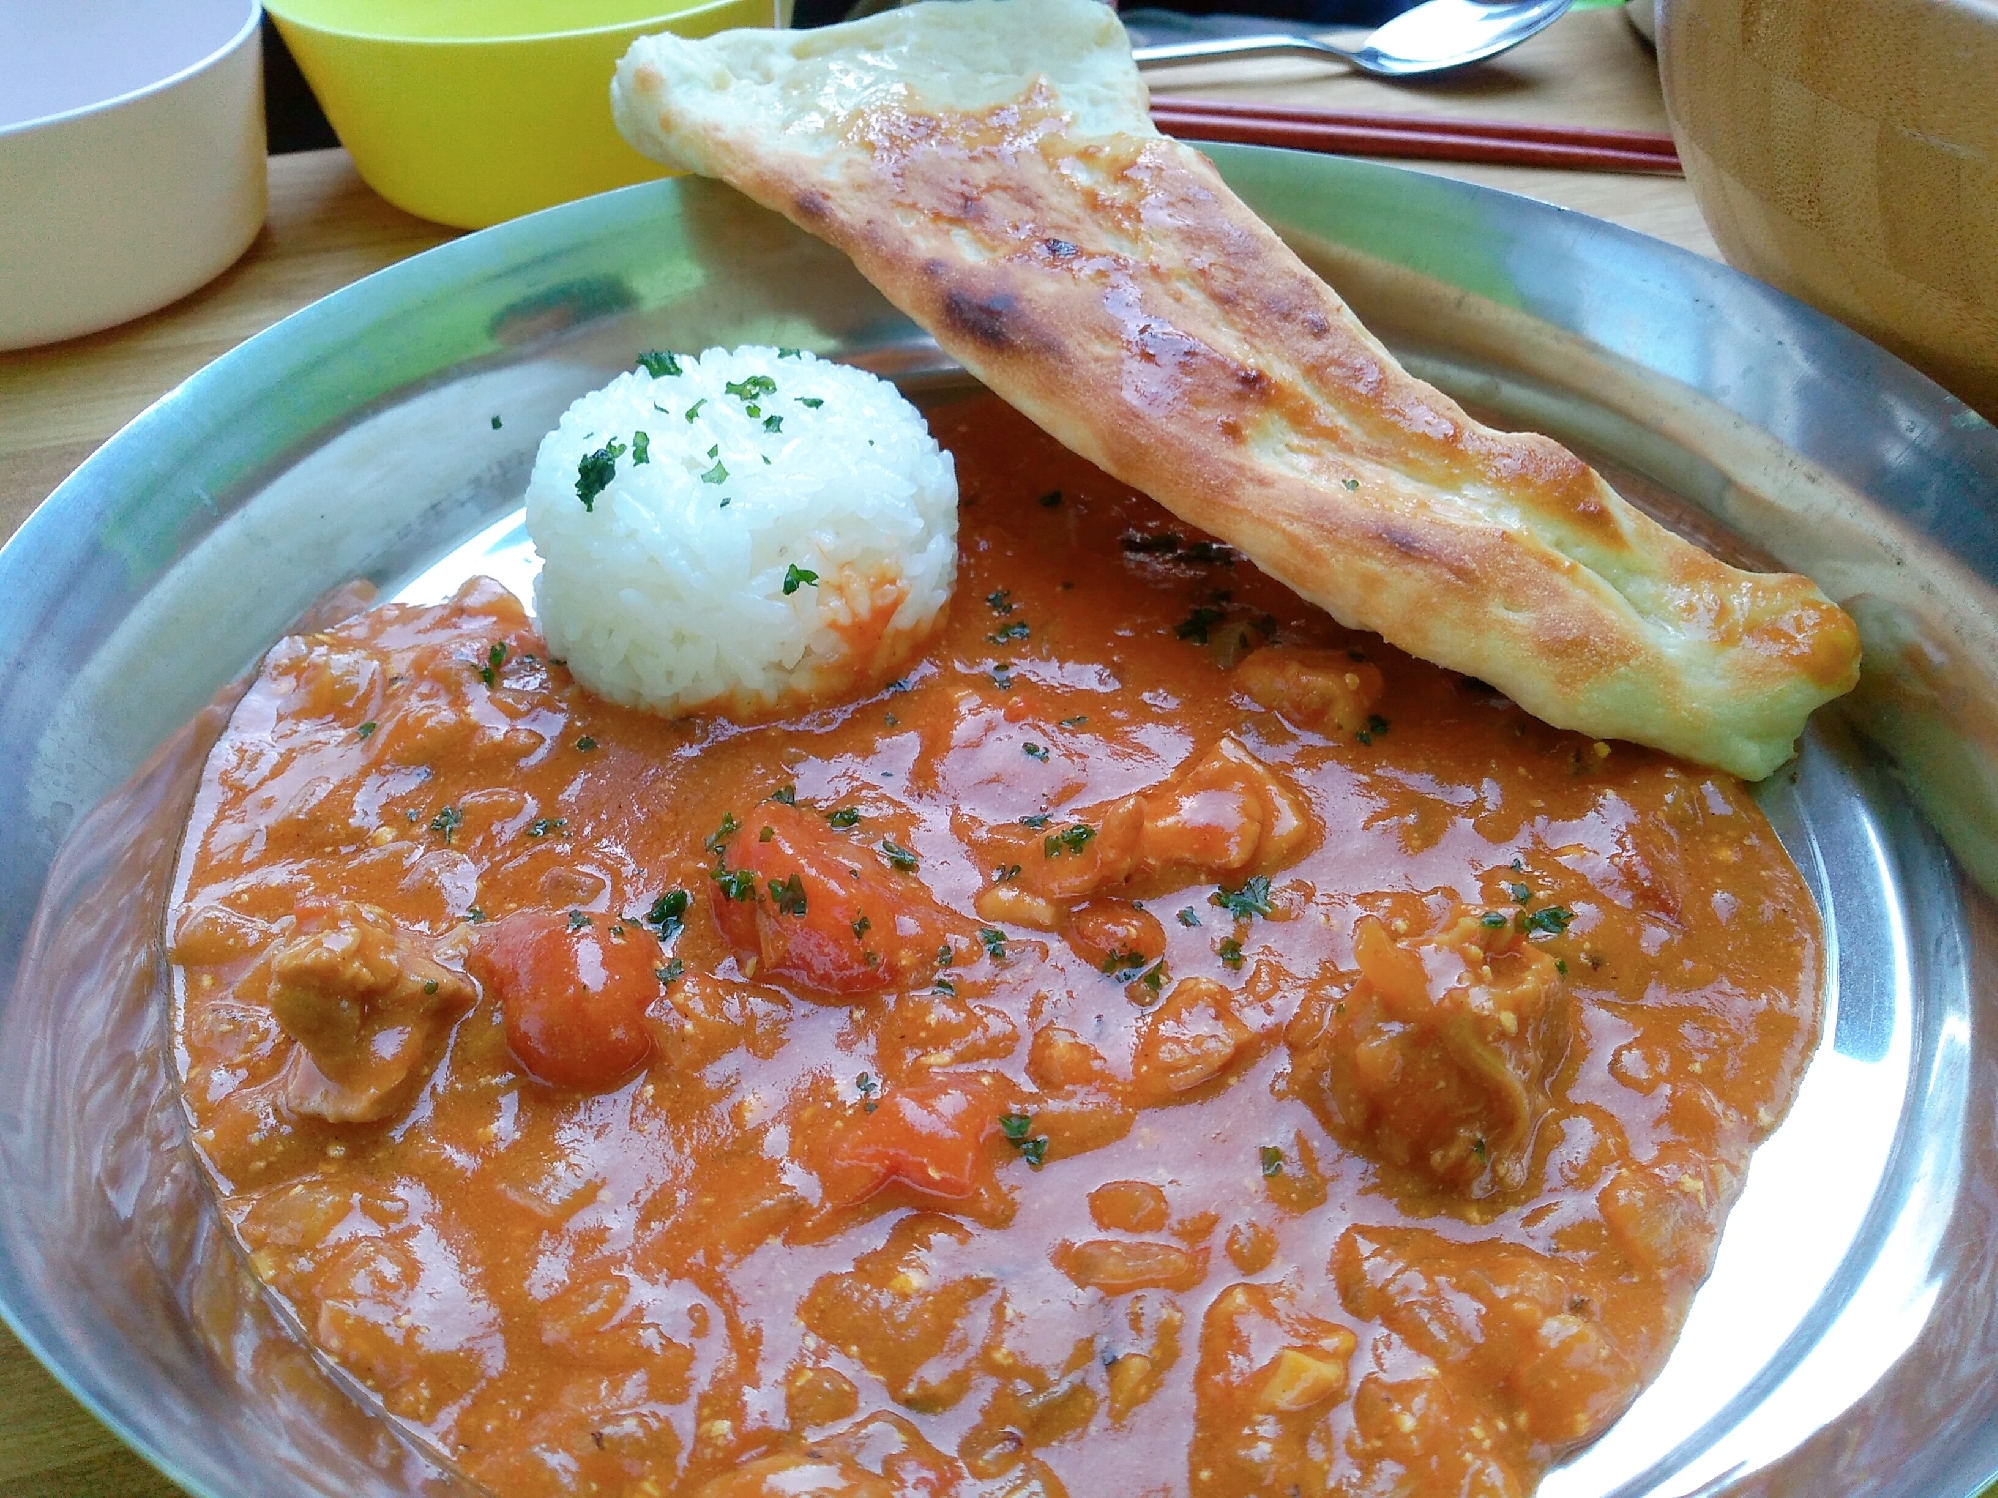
xmin=267 ymin=0 xmax=787 ymax=229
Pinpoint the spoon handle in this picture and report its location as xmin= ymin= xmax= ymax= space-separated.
xmin=1131 ymin=34 xmax=1359 ymax=68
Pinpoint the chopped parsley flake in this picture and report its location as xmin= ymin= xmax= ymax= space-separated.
xmin=779 ymin=347 xmax=804 ymax=359
xmin=631 ymin=430 xmax=650 ymax=464
xmin=987 ymin=589 xmax=1014 ymax=615
xmin=1481 ymin=911 xmax=1510 ymax=928
xmin=1213 ymin=875 xmax=1273 ymax=920
xmin=770 ymin=785 xmax=796 ymax=805
xmin=637 ymin=350 xmax=682 ymax=377
xmin=421 ymin=978 xmax=439 ymax=994
xmin=1520 ymin=906 xmax=1576 ymax=936
xmin=795 ymin=396 xmax=823 ymax=409
xmin=991 ymin=665 xmax=1015 ymax=690
xmin=1020 ymin=814 xmax=1050 ymax=829
xmin=657 ymin=959 xmax=685 ymax=984
xmin=1356 ymin=713 xmax=1390 ymax=745
xmin=1176 ymin=605 xmax=1226 ymax=644
xmin=933 ymin=976 xmax=957 ymax=996
xmin=988 ymin=621 xmax=1030 ymax=643
xmin=575 ymin=735 xmax=597 ymax=751
xmin=467 ymin=907 xmax=487 ymax=923
xmin=1342 ymin=477 xmax=1361 ymax=491
xmin=1060 ymin=715 xmax=1088 ymax=727
xmin=684 ymin=398 xmax=707 ymax=422
xmin=852 ymin=914 xmax=872 ymax=941
xmin=768 ymin=873 xmax=808 ymax=917
xmin=700 ymin=459 xmax=728 ymax=485
xmin=1177 ymin=907 xmax=1201 ymax=927
xmin=356 ymin=721 xmax=377 ymax=739
xmin=1260 ymin=1145 xmax=1285 ymax=1177
xmin=526 ymin=818 xmax=566 ymax=838
xmin=575 ymin=440 xmax=625 ymax=510
xmin=568 ymin=910 xmax=591 ymax=930
xmin=880 ymin=838 xmax=919 ymax=872
xmin=1023 ymin=742 xmax=1049 ymax=761
xmin=1043 ymin=824 xmax=1094 ymax=858
xmin=827 ymin=806 xmax=861 ymax=828
xmin=430 ymin=805 xmax=462 ymax=843
xmin=711 ymin=867 xmax=756 ymax=901
xmin=763 ymin=413 xmax=783 ymax=433
xmin=1509 ymin=882 xmax=1532 ymax=904
xmin=725 ymin=374 xmax=778 ymax=401
xmin=490 ymin=415 xmax=502 ymax=429
xmin=999 ymin=1113 xmax=1047 ymax=1167
xmin=783 ymin=564 xmax=819 ymax=595
xmin=980 ymin=928 xmax=1007 ymax=960
xmin=646 ymin=889 xmax=690 ymax=937
xmin=704 ymin=811 xmax=740 ymax=854
xmin=1218 ymin=937 xmax=1245 ymax=970
xmin=759 ymin=824 xmax=775 ymax=843
xmin=479 ymin=639 xmax=508 ymax=686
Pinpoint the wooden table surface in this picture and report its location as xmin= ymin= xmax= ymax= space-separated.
xmin=0 ymin=9 xmax=1709 ymax=1494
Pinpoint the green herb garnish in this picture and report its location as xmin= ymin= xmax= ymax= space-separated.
xmin=575 ymin=441 xmax=624 ymax=510
xmin=1043 ymin=824 xmax=1094 ymax=858
xmin=1213 ymin=875 xmax=1272 ymax=920
xmin=430 ymin=805 xmax=462 ymax=843
xmin=880 ymin=838 xmax=919 ymax=872
xmin=646 ymin=889 xmax=690 ymax=937
xmin=638 ymin=350 xmax=682 ymax=377
xmin=711 ymin=867 xmax=756 ymax=901
xmin=783 ymin=564 xmax=819 ymax=595
xmin=769 ymin=873 xmax=808 ymax=917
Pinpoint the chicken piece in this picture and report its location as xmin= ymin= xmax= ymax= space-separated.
xmin=975 ymin=736 xmax=1314 ymax=927
xmin=1189 ymin=1281 xmax=1361 ymax=1498
xmin=1234 ymin=645 xmax=1386 ymax=737
xmin=1287 ymin=906 xmax=1571 ymax=1197
xmin=1334 ymin=1225 xmax=1643 ymax=1451
xmin=612 ymin=0 xmax=1859 ymax=781
xmin=263 ymin=901 xmax=474 ymax=1123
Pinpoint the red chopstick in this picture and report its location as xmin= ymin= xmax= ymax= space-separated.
xmin=1149 ymin=95 xmax=1682 ymax=174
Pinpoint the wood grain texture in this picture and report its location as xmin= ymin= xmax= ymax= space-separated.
xmin=0 ymin=10 xmax=1706 ymax=1491
xmin=1659 ymin=0 xmax=1998 ymax=418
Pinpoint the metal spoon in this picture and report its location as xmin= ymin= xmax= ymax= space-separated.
xmin=1127 ymin=0 xmax=1574 ymax=78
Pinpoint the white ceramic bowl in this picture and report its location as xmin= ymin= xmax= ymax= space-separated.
xmin=0 ymin=0 xmax=266 ymax=351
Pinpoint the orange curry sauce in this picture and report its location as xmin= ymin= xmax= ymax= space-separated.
xmin=170 ymin=396 xmax=1821 ymax=1498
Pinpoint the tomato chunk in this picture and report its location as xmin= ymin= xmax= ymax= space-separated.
xmin=710 ymin=802 xmax=970 ymax=997
xmin=815 ymin=1077 xmax=1000 ymax=1206
xmin=468 ymin=910 xmax=659 ymax=1090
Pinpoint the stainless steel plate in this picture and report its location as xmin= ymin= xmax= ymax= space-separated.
xmin=1 ymin=151 xmax=1995 ymax=1498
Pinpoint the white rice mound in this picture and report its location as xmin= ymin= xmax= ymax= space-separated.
xmin=525 ymin=347 xmax=957 ymax=718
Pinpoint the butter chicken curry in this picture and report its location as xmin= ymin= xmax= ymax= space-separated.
xmin=171 ymin=397 xmax=1822 ymax=1497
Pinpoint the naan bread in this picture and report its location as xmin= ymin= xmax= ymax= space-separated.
xmin=611 ymin=0 xmax=1860 ymax=779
